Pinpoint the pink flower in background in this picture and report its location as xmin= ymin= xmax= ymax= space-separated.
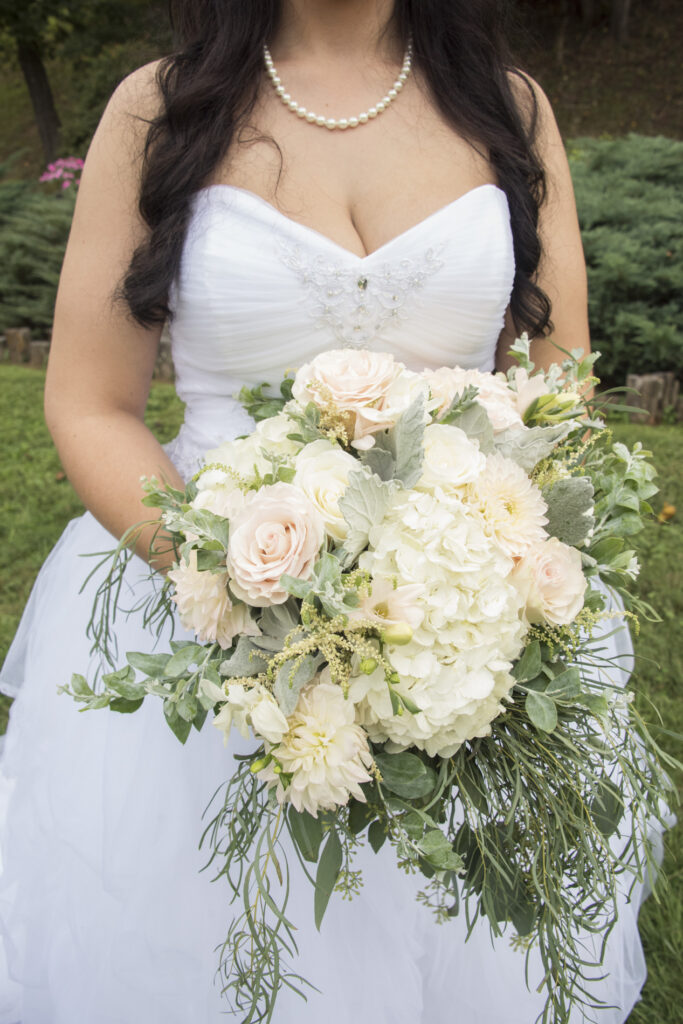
xmin=39 ymin=157 xmax=84 ymax=190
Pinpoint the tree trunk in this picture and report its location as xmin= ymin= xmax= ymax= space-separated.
xmin=16 ymin=38 xmax=61 ymax=164
xmin=578 ymin=0 xmax=596 ymax=26
xmin=610 ymin=0 xmax=633 ymax=42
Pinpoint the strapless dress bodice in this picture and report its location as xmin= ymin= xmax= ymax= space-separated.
xmin=166 ymin=183 xmax=515 ymax=477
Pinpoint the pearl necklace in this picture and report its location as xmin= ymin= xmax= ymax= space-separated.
xmin=263 ymin=40 xmax=413 ymax=130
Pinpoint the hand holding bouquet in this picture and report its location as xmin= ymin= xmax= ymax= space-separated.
xmin=66 ymin=339 xmax=676 ymax=1024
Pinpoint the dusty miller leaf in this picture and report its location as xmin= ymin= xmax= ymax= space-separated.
xmin=338 ymin=470 xmax=396 ymax=566
xmin=445 ymin=402 xmax=495 ymax=454
xmin=543 ymin=476 xmax=595 ymax=546
xmin=219 ymin=636 xmax=269 ymax=678
xmin=494 ymin=422 xmax=571 ymax=472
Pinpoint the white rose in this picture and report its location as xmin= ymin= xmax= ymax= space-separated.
xmin=227 ymin=482 xmax=325 ymax=606
xmin=417 ymin=423 xmax=487 ymax=493
xmin=206 ymin=413 xmax=301 ymax=486
xmin=511 ymin=537 xmax=587 ymax=626
xmin=293 ymin=439 xmax=357 ymax=540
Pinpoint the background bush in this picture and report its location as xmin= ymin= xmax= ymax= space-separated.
xmin=1 ymin=135 xmax=681 ymax=387
xmin=569 ymin=134 xmax=683 ymax=386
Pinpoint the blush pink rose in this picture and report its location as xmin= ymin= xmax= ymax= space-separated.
xmin=227 ymin=482 xmax=325 ymax=606
xmin=423 ymin=366 xmax=523 ymax=433
xmin=511 ymin=537 xmax=587 ymax=626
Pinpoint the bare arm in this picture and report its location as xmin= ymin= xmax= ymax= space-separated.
xmin=44 ymin=62 xmax=182 ymax=571
xmin=496 ymin=75 xmax=591 ymax=374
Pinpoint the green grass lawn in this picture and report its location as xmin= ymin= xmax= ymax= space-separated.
xmin=0 ymin=364 xmax=680 ymax=1020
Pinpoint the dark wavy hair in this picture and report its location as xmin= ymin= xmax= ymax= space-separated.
xmin=122 ymin=0 xmax=552 ymax=337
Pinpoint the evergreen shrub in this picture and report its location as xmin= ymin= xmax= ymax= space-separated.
xmin=0 ymin=136 xmax=680 ymax=384
xmin=569 ymin=135 xmax=683 ymax=385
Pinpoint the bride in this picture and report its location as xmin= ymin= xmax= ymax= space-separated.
xmin=0 ymin=1 xmax=660 ymax=1021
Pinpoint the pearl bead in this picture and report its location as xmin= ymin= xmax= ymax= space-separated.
xmin=264 ymin=38 xmax=412 ymax=129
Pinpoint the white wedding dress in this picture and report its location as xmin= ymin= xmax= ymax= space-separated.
xmin=0 ymin=184 xmax=658 ymax=1023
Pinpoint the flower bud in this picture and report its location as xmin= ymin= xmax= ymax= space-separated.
xmin=359 ymin=657 xmax=379 ymax=675
xmin=250 ymin=754 xmax=273 ymax=774
xmin=381 ymin=622 xmax=413 ymax=646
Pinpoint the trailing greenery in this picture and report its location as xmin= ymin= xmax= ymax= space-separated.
xmin=569 ymin=135 xmax=683 ymax=386
xmin=0 ymin=366 xmax=679 ymax=1020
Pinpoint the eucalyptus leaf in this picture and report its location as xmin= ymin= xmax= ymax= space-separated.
xmin=109 ymin=696 xmax=145 ymax=714
xmin=348 ymin=800 xmax=375 ymax=836
xmin=163 ymin=700 xmax=193 ymax=744
xmin=314 ymin=830 xmax=343 ymax=930
xmin=525 ymin=690 xmax=558 ymax=732
xmin=590 ymin=778 xmax=624 ymax=838
xmin=126 ymin=652 xmax=171 ymax=678
xmin=546 ymin=667 xmax=582 ymax=701
xmin=165 ymin=645 xmax=200 ymax=678
xmin=195 ymin=548 xmax=228 ymax=572
xmin=368 ymin=820 xmax=386 ymax=853
xmin=418 ymin=829 xmax=464 ymax=872
xmin=543 ymin=477 xmax=595 ymax=546
xmin=374 ymin=750 xmax=436 ymax=799
xmin=512 ymin=641 xmax=542 ymax=684
xmin=288 ymin=807 xmax=324 ymax=863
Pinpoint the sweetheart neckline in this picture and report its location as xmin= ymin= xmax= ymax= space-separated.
xmin=195 ymin=182 xmax=508 ymax=263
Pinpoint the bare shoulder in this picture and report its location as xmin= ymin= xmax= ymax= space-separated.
xmin=93 ymin=59 xmax=166 ymax=156
xmin=506 ymin=69 xmax=560 ymax=142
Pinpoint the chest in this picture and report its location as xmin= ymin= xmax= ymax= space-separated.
xmin=210 ymin=72 xmax=497 ymax=260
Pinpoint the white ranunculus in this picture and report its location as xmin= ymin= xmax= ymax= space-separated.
xmin=168 ymin=550 xmax=259 ymax=649
xmin=259 ymin=681 xmax=374 ymax=817
xmin=227 ymin=482 xmax=325 ymax=606
xmin=470 ymin=453 xmax=549 ymax=558
xmin=206 ymin=412 xmax=302 ymax=485
xmin=350 ymin=488 xmax=527 ymax=757
xmin=213 ymin=682 xmax=289 ymax=745
xmin=510 ymin=537 xmax=587 ymax=626
xmin=293 ymin=439 xmax=358 ymax=540
xmin=192 ymin=466 xmax=245 ymax=520
xmin=423 ymin=365 xmax=523 ymax=433
xmin=417 ymin=423 xmax=487 ymax=494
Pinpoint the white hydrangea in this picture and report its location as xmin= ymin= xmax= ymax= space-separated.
xmin=260 ymin=681 xmax=374 ymax=817
xmin=349 ymin=488 xmax=527 ymax=756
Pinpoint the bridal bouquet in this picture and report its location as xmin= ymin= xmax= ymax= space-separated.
xmin=66 ymin=339 xmax=674 ymax=1024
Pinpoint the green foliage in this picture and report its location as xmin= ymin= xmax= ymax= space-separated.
xmin=0 ymin=180 xmax=75 ymax=331
xmin=569 ymin=135 xmax=683 ymax=385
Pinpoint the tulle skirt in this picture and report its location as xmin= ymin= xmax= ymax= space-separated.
xmin=0 ymin=511 xmax=663 ymax=1024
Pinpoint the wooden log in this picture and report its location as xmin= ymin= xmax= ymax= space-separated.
xmin=626 ymin=371 xmax=678 ymax=425
xmin=0 ymin=336 xmax=6 ymax=363
xmin=6 ymin=327 xmax=32 ymax=364
xmin=29 ymin=340 xmax=51 ymax=369
xmin=610 ymin=0 xmax=632 ymax=43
